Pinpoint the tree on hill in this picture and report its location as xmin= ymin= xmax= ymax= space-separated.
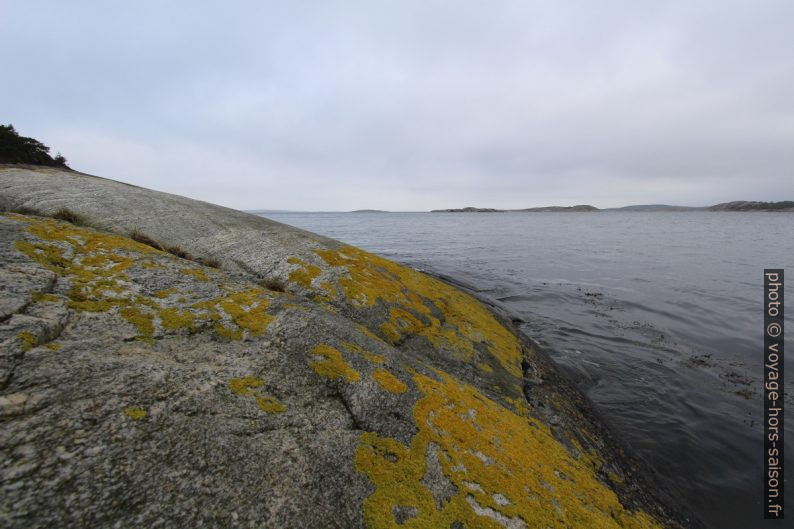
xmin=0 ymin=124 xmax=70 ymax=168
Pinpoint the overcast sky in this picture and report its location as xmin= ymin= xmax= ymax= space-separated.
xmin=2 ymin=1 xmax=793 ymax=210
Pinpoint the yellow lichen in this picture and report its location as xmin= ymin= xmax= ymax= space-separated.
xmin=355 ymin=370 xmax=662 ymax=529
xmin=219 ymin=289 xmax=274 ymax=336
xmin=379 ymin=307 xmax=426 ymax=345
xmin=229 ymin=377 xmax=285 ymax=414
xmin=17 ymin=331 xmax=37 ymax=351
xmin=181 ymin=267 xmax=209 ymax=281
xmin=505 ymin=396 xmax=531 ymax=418
xmin=320 ymin=281 xmax=338 ymax=299
xmin=373 ymin=368 xmax=408 ymax=394
xmin=310 ymin=344 xmax=361 ymax=382
xmin=160 ymin=307 xmax=196 ymax=332
xmin=10 ymin=215 xmax=276 ymax=344
xmin=124 ymin=406 xmax=147 ymax=421
xmin=477 ymin=362 xmax=494 ymax=373
xmin=355 ymin=323 xmax=389 ymax=345
xmin=229 ymin=376 xmax=264 ymax=395
xmin=195 ymin=288 xmax=275 ymax=340
xmin=343 ymin=342 xmax=386 ymax=364
xmin=45 ymin=342 xmax=62 ymax=351
xmin=321 ymin=303 xmax=340 ymax=314
xmin=287 ymin=256 xmax=322 ymax=288
xmin=256 ymin=395 xmax=287 ymax=414
xmin=31 ymin=292 xmax=61 ymax=303
xmin=119 ymin=306 xmax=155 ymax=338
xmin=14 ymin=217 xmax=143 ymax=319
xmin=15 ymin=240 xmax=71 ymax=271
xmin=214 ymin=322 xmax=244 ymax=341
xmin=155 ymin=287 xmax=178 ymax=298
xmin=315 ymin=246 xmax=523 ymax=378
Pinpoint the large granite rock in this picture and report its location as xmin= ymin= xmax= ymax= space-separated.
xmin=0 ymin=166 xmax=694 ymax=528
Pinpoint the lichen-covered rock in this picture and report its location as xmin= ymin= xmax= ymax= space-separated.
xmin=0 ymin=167 xmax=696 ymax=528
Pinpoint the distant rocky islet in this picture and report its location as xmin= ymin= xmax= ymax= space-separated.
xmin=431 ymin=201 xmax=793 ymax=212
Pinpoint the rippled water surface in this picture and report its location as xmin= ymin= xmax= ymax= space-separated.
xmin=260 ymin=210 xmax=792 ymax=529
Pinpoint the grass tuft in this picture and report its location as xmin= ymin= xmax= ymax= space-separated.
xmin=164 ymin=245 xmax=193 ymax=260
xmin=53 ymin=208 xmax=88 ymax=226
xmin=129 ymin=230 xmax=164 ymax=251
xmin=259 ymin=277 xmax=286 ymax=292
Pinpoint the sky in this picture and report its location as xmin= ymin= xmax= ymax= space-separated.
xmin=2 ymin=0 xmax=793 ymax=211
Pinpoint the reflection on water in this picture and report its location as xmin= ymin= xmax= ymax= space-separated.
xmin=260 ymin=210 xmax=793 ymax=529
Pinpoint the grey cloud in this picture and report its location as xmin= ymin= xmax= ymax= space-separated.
xmin=2 ymin=0 xmax=792 ymax=210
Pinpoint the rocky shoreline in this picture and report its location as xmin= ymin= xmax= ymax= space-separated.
xmin=1 ymin=166 xmax=697 ymax=528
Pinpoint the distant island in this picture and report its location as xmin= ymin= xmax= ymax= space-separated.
xmin=708 ymin=201 xmax=794 ymax=212
xmin=601 ymin=204 xmax=706 ymax=212
xmin=432 ymin=202 xmax=794 ymax=213
xmin=431 ymin=207 xmax=504 ymax=213
xmin=520 ymin=205 xmax=599 ymax=212
xmin=431 ymin=205 xmax=597 ymax=213
xmin=350 ymin=209 xmax=390 ymax=213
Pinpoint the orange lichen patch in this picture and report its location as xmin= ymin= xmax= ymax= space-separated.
xmin=229 ymin=377 xmax=286 ymax=414
xmin=17 ymin=331 xmax=37 ymax=351
xmin=373 ymin=368 xmax=408 ymax=394
xmin=31 ymin=292 xmax=62 ymax=303
xmin=315 ymin=245 xmax=523 ymax=377
xmin=119 ymin=306 xmax=154 ymax=338
xmin=320 ymin=281 xmax=338 ymax=298
xmin=18 ymin=214 xmax=157 ymax=256
xmin=15 ymin=236 xmax=129 ymax=313
xmin=355 ymin=370 xmax=662 ymax=529
xmin=219 ymin=288 xmax=273 ymax=334
xmin=229 ymin=376 xmax=264 ymax=395
xmin=11 ymin=216 xmax=145 ymax=314
xmin=256 ymin=395 xmax=286 ymax=414
xmin=13 ymin=215 xmax=145 ymax=317
xmin=570 ymin=438 xmax=606 ymax=475
xmin=159 ymin=307 xmax=196 ymax=332
xmin=214 ymin=323 xmax=243 ymax=341
xmin=379 ymin=307 xmax=425 ymax=345
xmin=356 ymin=323 xmax=389 ymax=345
xmin=287 ymin=256 xmax=322 ymax=288
xmin=195 ymin=288 xmax=275 ymax=340
xmin=504 ymin=396 xmax=531 ymax=418
xmin=477 ymin=362 xmax=494 ymax=373
xmin=124 ymin=406 xmax=147 ymax=421
xmin=10 ymin=215 xmax=277 ymax=343
xmin=343 ymin=342 xmax=386 ymax=364
xmin=155 ymin=287 xmax=178 ymax=298
xmin=180 ymin=267 xmax=209 ymax=281
xmin=320 ymin=304 xmax=340 ymax=315
xmin=310 ymin=344 xmax=361 ymax=382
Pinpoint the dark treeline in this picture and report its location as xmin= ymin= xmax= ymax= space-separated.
xmin=0 ymin=124 xmax=69 ymax=168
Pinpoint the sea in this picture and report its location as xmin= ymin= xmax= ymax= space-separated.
xmin=258 ymin=210 xmax=792 ymax=529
